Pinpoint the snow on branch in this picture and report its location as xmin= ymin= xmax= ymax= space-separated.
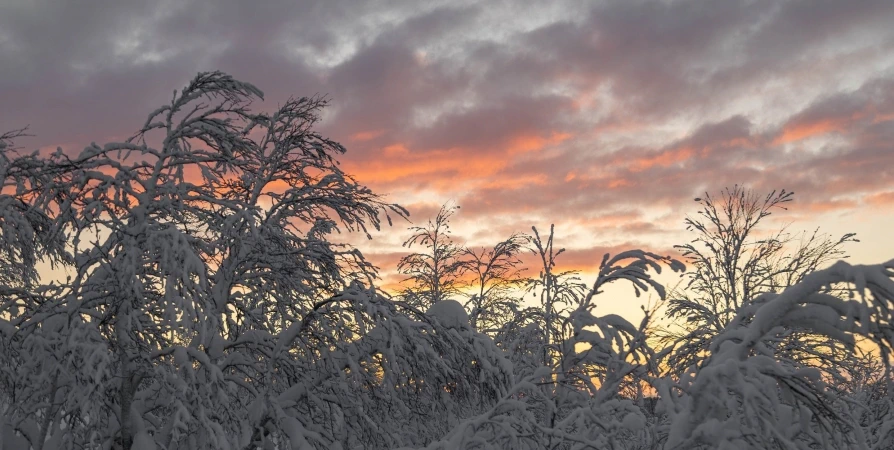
xmin=663 ymin=258 xmax=894 ymax=450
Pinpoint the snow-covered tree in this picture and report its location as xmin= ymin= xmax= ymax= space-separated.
xmin=423 ymin=241 xmax=684 ymax=450
xmin=6 ymin=73 xmax=894 ymax=450
xmin=661 ymin=186 xmax=857 ymax=376
xmin=660 ymin=259 xmax=894 ymax=450
xmin=38 ymin=72 xmax=409 ymax=449
xmin=0 ymin=128 xmax=72 ymax=450
xmin=0 ymin=72 xmax=516 ymax=450
xmin=0 ymin=128 xmax=68 ymax=290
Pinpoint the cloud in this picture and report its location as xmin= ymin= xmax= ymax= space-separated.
xmin=2 ymin=0 xmax=893 ymax=303
xmin=865 ymin=191 xmax=894 ymax=207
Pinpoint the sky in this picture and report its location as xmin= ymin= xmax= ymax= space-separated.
xmin=2 ymin=0 xmax=893 ymax=321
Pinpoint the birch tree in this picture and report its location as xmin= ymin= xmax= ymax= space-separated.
xmin=397 ymin=203 xmax=468 ymax=310
xmin=463 ymin=233 xmax=526 ymax=333
xmin=662 ymin=186 xmax=857 ymax=375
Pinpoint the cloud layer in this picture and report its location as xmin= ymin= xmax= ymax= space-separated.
xmin=3 ymin=0 xmax=893 ymax=315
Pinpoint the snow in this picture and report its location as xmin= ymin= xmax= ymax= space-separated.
xmin=426 ymin=299 xmax=471 ymax=330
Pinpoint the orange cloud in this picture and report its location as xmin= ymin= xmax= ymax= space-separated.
xmin=606 ymin=178 xmax=633 ymax=189
xmin=864 ymin=191 xmax=894 ymax=206
xmin=507 ymin=131 xmax=572 ymax=155
xmin=872 ymin=112 xmax=894 ymax=124
xmin=479 ymin=173 xmax=549 ymax=190
xmin=773 ymin=99 xmax=891 ymax=145
xmin=774 ymin=119 xmax=847 ymax=144
xmin=350 ymin=130 xmax=385 ymax=142
xmin=801 ymin=198 xmax=859 ymax=213
xmin=342 ymin=147 xmax=508 ymax=186
xmin=567 ymin=211 xmax=644 ymax=229
xmin=628 ymin=146 xmax=696 ymax=172
xmin=382 ymin=143 xmax=410 ymax=156
xmin=342 ymin=129 xmax=574 ymax=190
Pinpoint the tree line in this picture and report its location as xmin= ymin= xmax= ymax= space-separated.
xmin=1 ymin=71 xmax=892 ymax=450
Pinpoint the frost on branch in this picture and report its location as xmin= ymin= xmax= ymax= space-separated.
xmin=661 ymin=259 xmax=894 ymax=450
xmin=0 ymin=72 xmax=414 ymax=449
